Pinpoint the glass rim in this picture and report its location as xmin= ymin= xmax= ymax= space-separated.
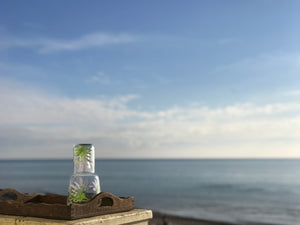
xmin=75 ymin=143 xmax=93 ymax=146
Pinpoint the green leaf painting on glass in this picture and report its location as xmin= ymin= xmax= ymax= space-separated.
xmin=74 ymin=145 xmax=92 ymax=163
xmin=68 ymin=185 xmax=89 ymax=203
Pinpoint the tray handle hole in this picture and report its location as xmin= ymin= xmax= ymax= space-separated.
xmin=98 ymin=197 xmax=113 ymax=207
xmin=0 ymin=192 xmax=18 ymax=201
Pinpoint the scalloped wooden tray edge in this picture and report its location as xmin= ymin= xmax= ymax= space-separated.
xmin=0 ymin=188 xmax=134 ymax=220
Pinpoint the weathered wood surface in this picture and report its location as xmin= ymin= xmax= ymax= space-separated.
xmin=0 ymin=188 xmax=134 ymax=220
xmin=0 ymin=209 xmax=153 ymax=225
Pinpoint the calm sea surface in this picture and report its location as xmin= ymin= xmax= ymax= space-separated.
xmin=0 ymin=159 xmax=300 ymax=225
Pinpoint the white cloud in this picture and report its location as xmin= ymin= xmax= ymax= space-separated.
xmin=0 ymin=32 xmax=137 ymax=53
xmin=0 ymin=84 xmax=140 ymax=125
xmin=0 ymin=80 xmax=300 ymax=159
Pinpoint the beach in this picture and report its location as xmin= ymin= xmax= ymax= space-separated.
xmin=150 ymin=212 xmax=239 ymax=225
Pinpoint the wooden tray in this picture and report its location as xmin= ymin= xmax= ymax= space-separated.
xmin=0 ymin=188 xmax=134 ymax=220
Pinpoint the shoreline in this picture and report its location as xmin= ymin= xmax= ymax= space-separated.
xmin=149 ymin=211 xmax=241 ymax=225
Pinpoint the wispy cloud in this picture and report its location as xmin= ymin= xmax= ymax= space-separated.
xmin=214 ymin=53 xmax=300 ymax=77
xmin=284 ymin=89 xmax=300 ymax=97
xmin=210 ymin=52 xmax=300 ymax=101
xmin=217 ymin=37 xmax=241 ymax=45
xmin=0 ymin=62 xmax=47 ymax=79
xmin=0 ymin=32 xmax=137 ymax=53
xmin=0 ymin=79 xmax=300 ymax=159
xmin=86 ymin=72 xmax=113 ymax=85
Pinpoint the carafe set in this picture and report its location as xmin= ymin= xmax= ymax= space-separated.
xmin=67 ymin=144 xmax=100 ymax=205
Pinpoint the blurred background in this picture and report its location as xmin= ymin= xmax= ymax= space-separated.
xmin=0 ymin=1 xmax=300 ymax=224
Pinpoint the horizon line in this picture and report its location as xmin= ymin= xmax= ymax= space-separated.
xmin=0 ymin=157 xmax=300 ymax=161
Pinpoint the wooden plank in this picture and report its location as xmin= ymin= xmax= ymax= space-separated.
xmin=0 ymin=209 xmax=153 ymax=225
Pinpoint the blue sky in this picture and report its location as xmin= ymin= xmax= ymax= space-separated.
xmin=0 ymin=1 xmax=300 ymax=159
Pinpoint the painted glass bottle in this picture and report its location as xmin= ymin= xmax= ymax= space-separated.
xmin=67 ymin=144 xmax=100 ymax=205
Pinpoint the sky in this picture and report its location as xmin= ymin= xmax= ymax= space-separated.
xmin=0 ymin=0 xmax=300 ymax=159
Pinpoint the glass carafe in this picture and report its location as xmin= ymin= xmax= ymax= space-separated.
xmin=67 ymin=144 xmax=100 ymax=205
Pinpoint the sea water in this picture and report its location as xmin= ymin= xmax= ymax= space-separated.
xmin=0 ymin=159 xmax=300 ymax=225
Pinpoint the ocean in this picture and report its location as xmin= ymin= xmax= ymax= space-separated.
xmin=0 ymin=159 xmax=300 ymax=225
